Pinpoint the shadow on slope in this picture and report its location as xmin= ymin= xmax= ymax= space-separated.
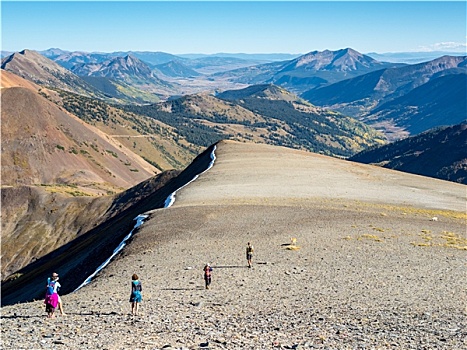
xmin=1 ymin=144 xmax=217 ymax=306
xmin=1 ymin=186 xmax=113 ymax=279
xmin=349 ymin=123 xmax=467 ymax=184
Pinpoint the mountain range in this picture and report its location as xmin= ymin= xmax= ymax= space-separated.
xmin=4 ymin=48 xmax=465 ymax=140
xmin=1 ymin=49 xmax=389 ymax=158
xmin=2 ymin=47 xmax=465 ymax=170
xmin=301 ymin=55 xmax=466 ymax=107
xmin=2 ymin=47 xmax=404 ymax=99
xmin=212 ymin=48 xmax=403 ymax=94
xmin=32 ymin=46 xmax=464 ymax=142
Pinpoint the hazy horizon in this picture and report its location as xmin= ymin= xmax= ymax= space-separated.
xmin=2 ymin=1 xmax=466 ymax=55
xmin=2 ymin=47 xmax=466 ymax=57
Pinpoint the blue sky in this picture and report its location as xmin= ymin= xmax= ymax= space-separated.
xmin=2 ymin=1 xmax=466 ymax=54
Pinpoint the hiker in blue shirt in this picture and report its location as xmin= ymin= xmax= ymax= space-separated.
xmin=45 ymin=272 xmax=64 ymax=317
xmin=129 ymin=273 xmax=142 ymax=316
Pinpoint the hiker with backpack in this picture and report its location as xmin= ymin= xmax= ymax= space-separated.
xmin=203 ymin=263 xmax=213 ymax=289
xmin=129 ymin=274 xmax=143 ymax=316
xmin=44 ymin=272 xmax=62 ymax=318
xmin=246 ymin=242 xmax=254 ymax=268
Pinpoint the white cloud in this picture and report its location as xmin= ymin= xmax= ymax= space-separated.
xmin=418 ymin=41 xmax=467 ymax=52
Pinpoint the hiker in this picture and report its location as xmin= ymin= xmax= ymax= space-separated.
xmin=246 ymin=242 xmax=254 ymax=268
xmin=44 ymin=272 xmax=61 ymax=318
xmin=203 ymin=263 xmax=213 ymax=289
xmin=129 ymin=274 xmax=143 ymax=316
xmin=53 ymin=272 xmax=66 ymax=316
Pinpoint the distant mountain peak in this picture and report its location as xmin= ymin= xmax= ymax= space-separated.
xmin=217 ymin=83 xmax=301 ymax=102
xmin=124 ymin=54 xmax=138 ymax=62
xmin=289 ymin=48 xmax=378 ymax=71
xmin=104 ymin=54 xmax=152 ymax=75
xmin=18 ymin=49 xmax=38 ymax=56
xmin=341 ymin=47 xmax=360 ymax=55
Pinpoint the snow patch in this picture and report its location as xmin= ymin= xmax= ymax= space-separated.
xmin=74 ymin=214 xmax=148 ymax=292
xmin=74 ymin=145 xmax=217 ymax=291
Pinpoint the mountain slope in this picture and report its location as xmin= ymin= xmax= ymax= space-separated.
xmin=79 ymin=76 xmax=161 ymax=104
xmin=1 ymin=69 xmax=201 ymax=172
xmin=0 ymin=81 xmax=186 ymax=279
xmin=0 ymin=68 xmax=41 ymax=91
xmin=1 ymin=86 xmax=158 ymax=191
xmin=0 ymin=167 xmax=182 ymax=284
xmin=301 ymin=68 xmax=387 ymax=106
xmin=0 ymin=74 xmax=208 ymax=281
xmin=217 ymin=83 xmax=299 ymax=102
xmin=153 ymin=60 xmax=201 ymax=78
xmin=1 ymin=186 xmax=113 ymax=279
xmin=349 ymin=123 xmax=467 ymax=184
xmin=54 ymin=89 xmax=201 ymax=170
xmin=367 ymin=73 xmax=467 ymax=135
xmin=158 ymin=93 xmax=265 ymax=123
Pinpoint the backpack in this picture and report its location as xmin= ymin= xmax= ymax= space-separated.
xmin=46 ymin=280 xmax=56 ymax=295
xmin=133 ymin=281 xmax=141 ymax=292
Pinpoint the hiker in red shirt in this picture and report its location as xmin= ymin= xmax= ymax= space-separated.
xmin=203 ymin=263 xmax=213 ymax=289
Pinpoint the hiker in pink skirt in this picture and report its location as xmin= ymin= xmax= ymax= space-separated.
xmin=44 ymin=272 xmax=60 ymax=318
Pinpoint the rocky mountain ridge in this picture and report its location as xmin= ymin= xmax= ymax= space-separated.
xmin=1 ymin=49 xmax=103 ymax=98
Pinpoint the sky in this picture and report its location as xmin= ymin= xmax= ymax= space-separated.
xmin=1 ymin=1 xmax=466 ymax=55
